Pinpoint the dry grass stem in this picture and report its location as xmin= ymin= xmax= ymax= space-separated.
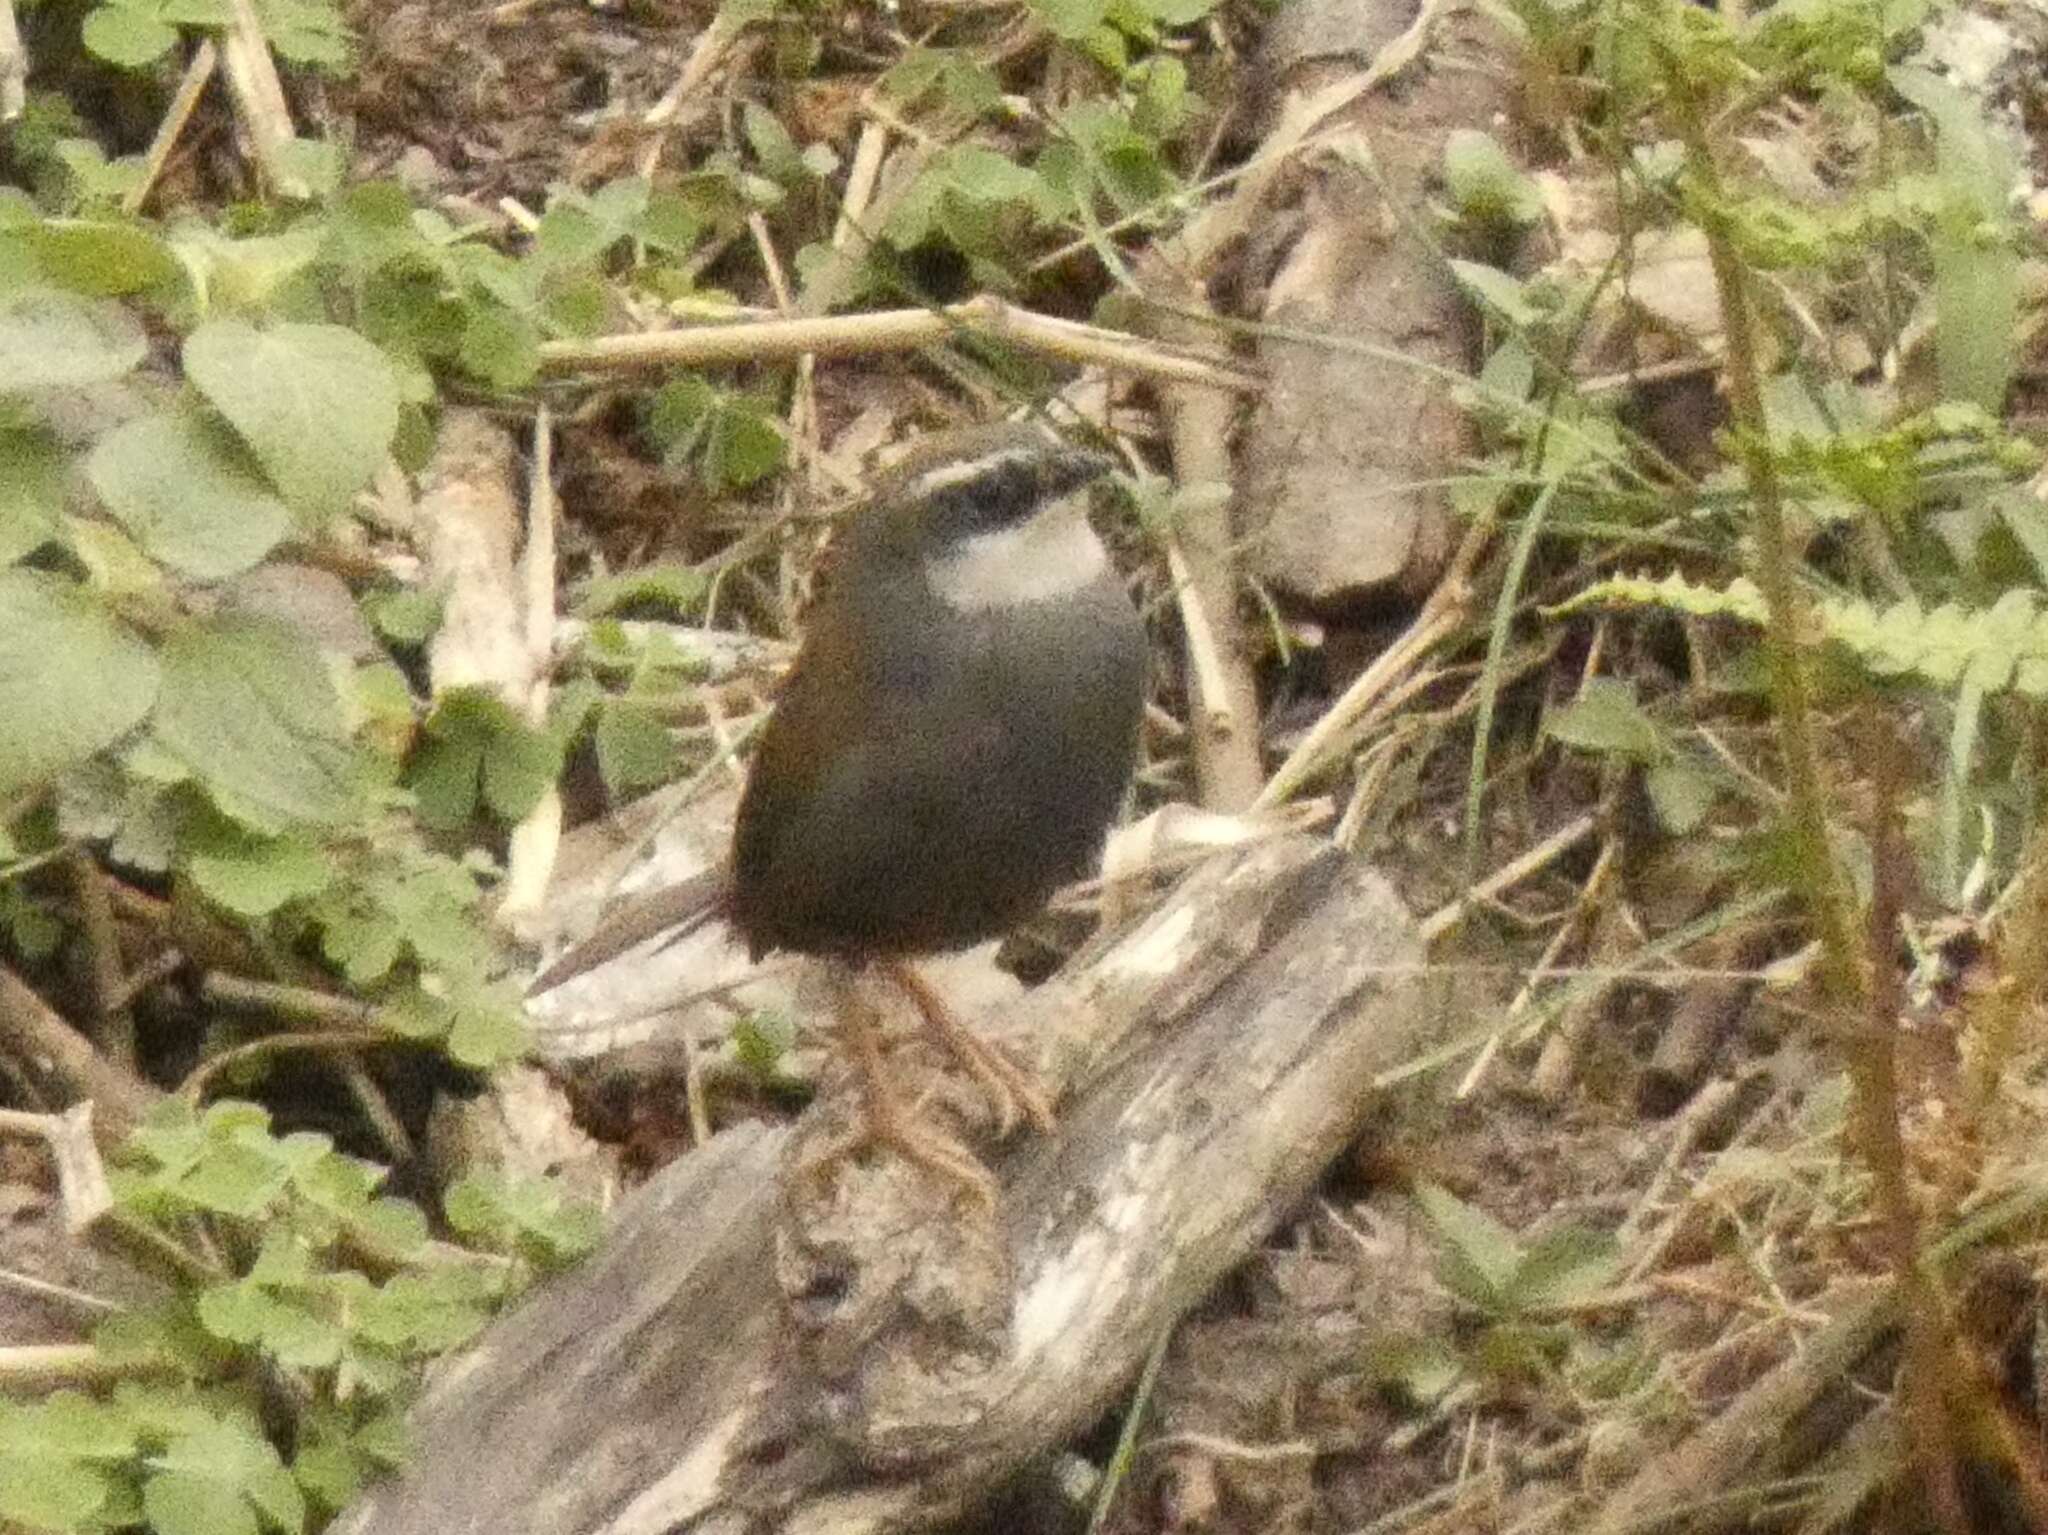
xmin=125 ymin=39 xmax=217 ymax=214
xmin=219 ymin=0 xmax=305 ymax=197
xmin=535 ymin=296 xmax=1259 ymax=393
xmin=0 ymin=0 xmax=21 ymax=120
xmin=502 ymin=409 xmax=564 ymax=922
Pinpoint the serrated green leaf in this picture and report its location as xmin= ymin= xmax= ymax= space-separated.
xmin=153 ymin=615 xmax=363 ymax=831
xmin=184 ymin=321 xmax=399 ymax=514
xmin=732 ymin=1009 xmax=794 ymax=1078
xmin=352 ymin=1409 xmax=411 ymax=1468
xmin=0 ymin=288 xmax=146 ymax=390
xmin=0 ymin=567 xmax=159 ymax=797
xmin=703 ymin=401 xmax=785 ymax=489
xmin=88 ymin=408 xmax=292 ymax=579
xmin=943 ymin=145 xmax=1042 ymax=205
xmin=595 ymin=701 xmax=679 ymax=796
xmin=457 ymin=304 xmax=540 ymax=391
xmin=481 ymin=721 xmax=558 ymax=822
xmin=261 ymin=1300 xmax=347 ymax=1370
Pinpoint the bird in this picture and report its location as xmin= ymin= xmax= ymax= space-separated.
xmin=530 ymin=421 xmax=1149 ymax=1203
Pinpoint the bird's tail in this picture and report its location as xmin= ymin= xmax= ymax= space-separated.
xmin=525 ymin=867 xmax=730 ymax=995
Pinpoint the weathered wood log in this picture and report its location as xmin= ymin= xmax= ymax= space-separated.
xmin=336 ymin=836 xmax=1431 ymax=1535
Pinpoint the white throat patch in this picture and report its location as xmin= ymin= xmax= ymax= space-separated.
xmin=926 ymin=505 xmax=1110 ymax=612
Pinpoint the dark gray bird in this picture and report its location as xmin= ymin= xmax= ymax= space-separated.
xmin=531 ymin=422 xmax=1147 ymax=1200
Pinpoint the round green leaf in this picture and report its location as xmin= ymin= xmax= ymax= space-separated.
xmin=0 ymin=569 xmax=159 ymax=797
xmin=88 ymin=410 xmax=291 ymax=580
xmin=152 ymin=616 xmax=363 ymax=830
xmin=0 ymin=288 xmax=147 ymax=391
xmin=184 ymin=824 xmax=330 ymax=916
xmin=82 ymin=5 xmax=179 ymax=66
xmin=183 ymin=321 xmax=400 ymax=513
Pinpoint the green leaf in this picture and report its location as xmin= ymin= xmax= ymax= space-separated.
xmin=170 ymin=1140 xmax=290 ymax=1217
xmin=315 ymin=899 xmax=403 ymax=985
xmin=291 ymin=1438 xmax=362 ymax=1512
xmin=457 ymin=304 xmax=540 ymax=391
xmin=1414 ymin=1182 xmax=1523 ymax=1313
xmin=31 ymin=220 xmax=181 ymax=296
xmin=32 ymin=1392 xmax=139 ymax=1460
xmin=703 ymin=401 xmax=785 ymax=489
xmin=444 ymin=995 xmax=529 ymax=1069
xmin=408 ymin=689 xmax=561 ymax=830
xmin=1447 ymin=259 xmax=1539 ymax=326
xmin=1646 ymin=759 xmax=1717 ymax=835
xmin=1030 ymin=0 xmax=1109 ymax=38
xmin=0 ymin=287 xmax=147 ymax=390
xmin=152 ymin=616 xmax=363 ymax=831
xmin=0 ymin=1446 xmax=112 ymax=1530
xmin=1442 ymin=129 xmax=1542 ymax=225
xmin=595 ymin=701 xmax=679 ymax=796
xmin=0 ymin=428 xmax=65 ymax=563
xmin=82 ymin=4 xmax=179 ymax=66
xmin=183 ymin=822 xmax=330 ymax=917
xmin=0 ymin=568 xmax=159 ymax=798
xmin=362 ymin=587 xmax=443 ymax=647
xmin=732 ymin=1009 xmax=794 ymax=1078
xmin=944 ymin=145 xmax=1043 ymax=205
xmin=1503 ymin=1226 xmax=1620 ymax=1311
xmin=183 ymin=321 xmax=400 ymax=514
xmin=144 ymin=1471 xmax=259 ymax=1535
xmin=1545 ymin=678 xmax=1663 ymax=761
xmin=196 ymin=1281 xmax=279 ymax=1345
xmin=482 ymin=723 xmax=558 ymax=822
xmin=574 ymin=563 xmax=708 ymax=620
xmin=88 ymin=408 xmax=292 ymax=579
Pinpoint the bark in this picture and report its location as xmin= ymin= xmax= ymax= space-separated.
xmin=338 ymin=836 xmax=1433 ymax=1535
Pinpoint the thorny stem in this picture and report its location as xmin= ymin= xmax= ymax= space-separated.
xmin=1667 ymin=40 xmax=1965 ymax=1531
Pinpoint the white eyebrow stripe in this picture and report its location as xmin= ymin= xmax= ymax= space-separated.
xmin=904 ymin=446 xmax=1044 ymax=498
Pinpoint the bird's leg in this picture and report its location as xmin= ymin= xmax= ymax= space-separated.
xmin=883 ymin=960 xmax=1055 ymax=1138
xmin=797 ymin=963 xmax=999 ymax=1208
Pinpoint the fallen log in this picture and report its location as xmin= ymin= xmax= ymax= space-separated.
xmin=336 ymin=835 xmax=1432 ymax=1535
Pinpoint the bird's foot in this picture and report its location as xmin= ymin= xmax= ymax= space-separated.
xmin=887 ymin=962 xmax=1055 ymax=1138
xmin=797 ymin=1090 xmax=1000 ymax=1210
